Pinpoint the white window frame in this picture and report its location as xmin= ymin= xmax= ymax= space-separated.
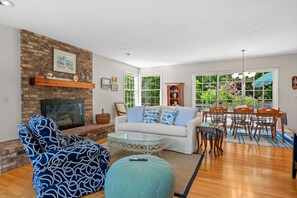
xmin=124 ymin=71 xmax=139 ymax=107
xmin=139 ymin=73 xmax=162 ymax=106
xmin=192 ymin=68 xmax=279 ymax=109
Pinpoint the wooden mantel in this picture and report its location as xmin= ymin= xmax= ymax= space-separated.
xmin=30 ymin=76 xmax=95 ymax=89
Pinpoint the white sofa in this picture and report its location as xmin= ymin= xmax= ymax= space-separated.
xmin=115 ymin=106 xmax=201 ymax=154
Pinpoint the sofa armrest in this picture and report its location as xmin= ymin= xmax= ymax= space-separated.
xmin=115 ymin=116 xmax=127 ymax=131
xmin=186 ymin=115 xmax=202 ymax=153
xmin=186 ymin=116 xmax=201 ymax=135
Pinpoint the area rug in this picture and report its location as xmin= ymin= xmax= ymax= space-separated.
xmin=102 ymin=143 xmax=204 ymax=198
xmin=224 ymin=129 xmax=293 ymax=148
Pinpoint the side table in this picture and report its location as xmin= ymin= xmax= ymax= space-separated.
xmin=196 ymin=122 xmax=224 ymax=157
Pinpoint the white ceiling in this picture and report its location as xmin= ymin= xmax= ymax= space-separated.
xmin=0 ymin=0 xmax=297 ymax=68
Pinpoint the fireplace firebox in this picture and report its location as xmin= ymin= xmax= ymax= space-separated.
xmin=41 ymin=99 xmax=85 ymax=130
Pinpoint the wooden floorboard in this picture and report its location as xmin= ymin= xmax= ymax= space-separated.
xmin=0 ymin=142 xmax=296 ymax=198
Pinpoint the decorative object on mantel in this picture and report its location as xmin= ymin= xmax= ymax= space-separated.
xmin=44 ymin=73 xmax=72 ymax=81
xmin=101 ymin=78 xmax=111 ymax=89
xmin=73 ymin=75 xmax=79 ymax=82
xmin=45 ymin=72 xmax=55 ymax=78
xmin=111 ymin=84 xmax=118 ymax=91
xmin=111 ymin=77 xmax=117 ymax=84
xmin=53 ymin=49 xmax=76 ymax=74
xmin=292 ymin=76 xmax=297 ymax=90
xmin=96 ymin=108 xmax=110 ymax=124
xmin=80 ymin=70 xmax=90 ymax=82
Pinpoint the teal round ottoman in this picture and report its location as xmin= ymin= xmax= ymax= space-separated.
xmin=105 ymin=155 xmax=175 ymax=198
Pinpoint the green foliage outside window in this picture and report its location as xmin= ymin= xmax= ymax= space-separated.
xmin=124 ymin=74 xmax=135 ymax=108
xmin=141 ymin=76 xmax=160 ymax=106
xmin=195 ymin=72 xmax=273 ymax=111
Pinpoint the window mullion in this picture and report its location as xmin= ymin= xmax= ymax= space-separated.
xmin=216 ymin=73 xmax=220 ymax=106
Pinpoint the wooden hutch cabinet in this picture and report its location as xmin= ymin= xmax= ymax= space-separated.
xmin=166 ymin=82 xmax=184 ymax=106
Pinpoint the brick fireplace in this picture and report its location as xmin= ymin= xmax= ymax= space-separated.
xmin=0 ymin=30 xmax=115 ymax=174
xmin=20 ymin=29 xmax=93 ymax=124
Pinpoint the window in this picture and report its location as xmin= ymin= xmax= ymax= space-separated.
xmin=140 ymin=75 xmax=161 ymax=106
xmin=124 ymin=73 xmax=138 ymax=108
xmin=195 ymin=70 xmax=276 ymax=111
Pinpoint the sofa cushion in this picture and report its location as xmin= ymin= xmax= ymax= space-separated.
xmin=143 ymin=109 xmax=160 ymax=123
xmin=161 ymin=109 xmax=178 ymax=125
xmin=174 ymin=108 xmax=197 ymax=126
xmin=127 ymin=106 xmax=144 ymax=122
xmin=117 ymin=122 xmax=187 ymax=137
xmin=28 ymin=114 xmax=66 ymax=151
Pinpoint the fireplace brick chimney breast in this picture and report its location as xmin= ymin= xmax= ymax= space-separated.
xmin=20 ymin=30 xmax=93 ymax=124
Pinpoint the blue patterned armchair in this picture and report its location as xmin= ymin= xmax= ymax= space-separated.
xmin=18 ymin=115 xmax=110 ymax=198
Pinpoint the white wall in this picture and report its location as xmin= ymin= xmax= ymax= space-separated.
xmin=92 ymin=54 xmax=139 ymax=121
xmin=140 ymin=54 xmax=297 ymax=129
xmin=0 ymin=24 xmax=21 ymax=141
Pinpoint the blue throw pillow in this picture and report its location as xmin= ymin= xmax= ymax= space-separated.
xmin=174 ymin=108 xmax=197 ymax=126
xmin=143 ymin=109 xmax=160 ymax=123
xmin=127 ymin=106 xmax=144 ymax=122
xmin=161 ymin=109 xmax=178 ymax=125
xmin=28 ymin=114 xmax=66 ymax=151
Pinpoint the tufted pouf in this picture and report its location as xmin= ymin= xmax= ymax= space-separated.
xmin=105 ymin=154 xmax=175 ymax=198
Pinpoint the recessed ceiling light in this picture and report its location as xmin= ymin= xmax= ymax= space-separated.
xmin=0 ymin=0 xmax=14 ymax=7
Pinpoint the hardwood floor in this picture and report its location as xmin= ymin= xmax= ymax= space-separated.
xmin=0 ymin=142 xmax=296 ymax=198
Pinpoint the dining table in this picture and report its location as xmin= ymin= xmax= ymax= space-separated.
xmin=202 ymin=110 xmax=287 ymax=142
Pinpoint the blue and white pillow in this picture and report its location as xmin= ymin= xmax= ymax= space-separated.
xmin=161 ymin=109 xmax=178 ymax=125
xmin=143 ymin=109 xmax=160 ymax=123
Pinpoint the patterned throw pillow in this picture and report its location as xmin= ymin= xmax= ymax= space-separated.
xmin=28 ymin=114 xmax=66 ymax=151
xmin=143 ymin=109 xmax=160 ymax=123
xmin=161 ymin=109 xmax=178 ymax=125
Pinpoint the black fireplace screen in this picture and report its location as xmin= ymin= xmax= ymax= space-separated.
xmin=41 ymin=99 xmax=85 ymax=130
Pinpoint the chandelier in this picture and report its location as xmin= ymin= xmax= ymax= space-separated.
xmin=232 ymin=49 xmax=256 ymax=79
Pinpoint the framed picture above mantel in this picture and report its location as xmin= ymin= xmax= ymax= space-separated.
xmin=53 ymin=49 xmax=76 ymax=74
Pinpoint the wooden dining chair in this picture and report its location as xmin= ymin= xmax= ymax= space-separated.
xmin=253 ymin=108 xmax=280 ymax=142
xmin=232 ymin=107 xmax=254 ymax=140
xmin=114 ymin=102 xmax=127 ymax=116
xmin=209 ymin=107 xmax=227 ymax=137
xmin=230 ymin=104 xmax=248 ymax=132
